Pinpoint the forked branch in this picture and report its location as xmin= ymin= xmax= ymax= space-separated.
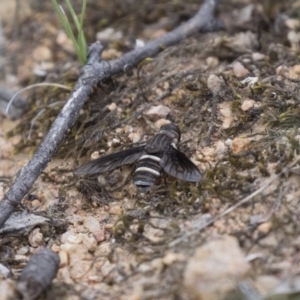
xmin=0 ymin=0 xmax=223 ymax=227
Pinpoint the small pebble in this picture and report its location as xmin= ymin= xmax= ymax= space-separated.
xmin=96 ymin=28 xmax=122 ymax=42
xmin=81 ymin=235 xmax=97 ymax=252
xmin=32 ymin=45 xmax=52 ymax=61
xmin=144 ymin=105 xmax=171 ymax=121
xmin=241 ymin=98 xmax=255 ymax=111
xmin=28 ymin=228 xmax=44 ymax=248
xmin=93 ymin=228 xmax=105 ymax=243
xmin=184 ymin=236 xmax=250 ymax=300
xmin=17 ymin=247 xmax=29 ymax=256
xmin=84 ymin=216 xmax=101 ymax=233
xmin=232 ymin=137 xmax=250 ymax=154
xmin=257 ymin=222 xmax=272 ymax=235
xmin=252 ymin=52 xmax=265 ymax=61
xmin=163 ymin=252 xmax=185 ymax=265
xmin=109 ymin=204 xmax=123 ymax=215
xmin=206 ymin=56 xmax=219 ymax=68
xmin=233 ymin=61 xmax=250 ymax=78
xmin=129 ymin=132 xmax=141 ymax=143
xmin=107 ymin=103 xmax=117 ymax=111
xmin=59 ymin=250 xmax=68 ymax=267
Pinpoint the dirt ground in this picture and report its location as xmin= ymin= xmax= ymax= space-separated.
xmin=1 ymin=0 xmax=300 ymax=299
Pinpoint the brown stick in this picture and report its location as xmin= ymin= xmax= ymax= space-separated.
xmin=16 ymin=248 xmax=60 ymax=299
xmin=0 ymin=0 xmax=223 ymax=227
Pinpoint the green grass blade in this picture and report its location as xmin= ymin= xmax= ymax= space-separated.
xmin=79 ymin=0 xmax=87 ymax=30
xmin=78 ymin=0 xmax=87 ymax=59
xmin=65 ymin=0 xmax=81 ymax=31
xmin=52 ymin=1 xmax=78 ymax=45
xmin=51 ymin=0 xmax=87 ymax=65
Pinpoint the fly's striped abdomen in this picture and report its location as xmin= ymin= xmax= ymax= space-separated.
xmin=133 ymin=154 xmax=161 ymax=189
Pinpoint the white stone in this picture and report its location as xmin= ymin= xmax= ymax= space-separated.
xmin=233 ymin=61 xmax=250 ymax=78
xmin=128 ymin=132 xmax=141 ymax=143
xmin=241 ymin=99 xmax=255 ymax=111
xmin=184 ymin=236 xmax=250 ymax=300
xmin=84 ymin=216 xmax=101 ymax=233
xmin=144 ymin=105 xmax=171 ymax=120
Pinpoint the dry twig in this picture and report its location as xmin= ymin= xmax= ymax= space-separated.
xmin=16 ymin=248 xmax=60 ymax=299
xmin=0 ymin=0 xmax=223 ymax=227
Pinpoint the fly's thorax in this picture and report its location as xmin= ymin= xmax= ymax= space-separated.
xmin=145 ymin=134 xmax=172 ymax=153
xmin=159 ymin=123 xmax=181 ymax=144
xmin=133 ymin=154 xmax=161 ymax=189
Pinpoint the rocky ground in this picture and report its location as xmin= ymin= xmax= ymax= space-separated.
xmin=1 ymin=0 xmax=300 ymax=299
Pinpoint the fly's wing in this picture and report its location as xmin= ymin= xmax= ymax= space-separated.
xmin=75 ymin=146 xmax=145 ymax=175
xmin=160 ymin=146 xmax=201 ymax=182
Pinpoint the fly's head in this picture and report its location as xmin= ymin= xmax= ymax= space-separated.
xmin=159 ymin=123 xmax=181 ymax=144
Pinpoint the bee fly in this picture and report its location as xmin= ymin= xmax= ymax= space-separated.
xmin=75 ymin=123 xmax=201 ymax=190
